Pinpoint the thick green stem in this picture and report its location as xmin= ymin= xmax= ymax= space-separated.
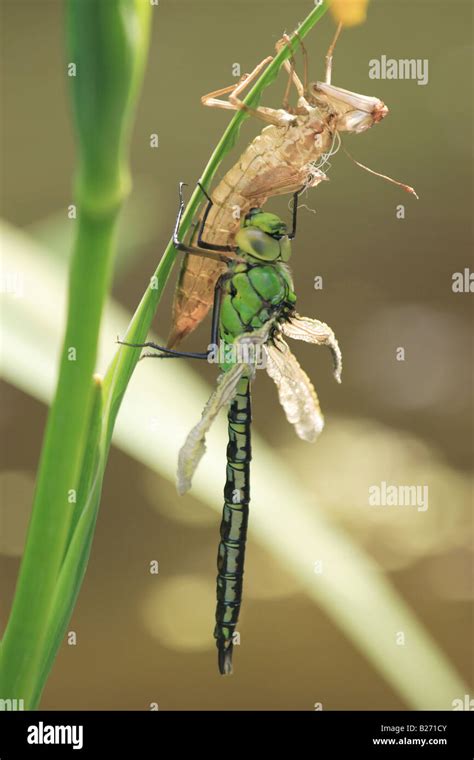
xmin=0 ymin=0 xmax=152 ymax=708
xmin=0 ymin=210 xmax=117 ymax=705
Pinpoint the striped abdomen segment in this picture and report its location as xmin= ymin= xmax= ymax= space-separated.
xmin=214 ymin=374 xmax=252 ymax=675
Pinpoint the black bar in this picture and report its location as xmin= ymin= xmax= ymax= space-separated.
xmin=0 ymin=710 xmax=472 ymax=757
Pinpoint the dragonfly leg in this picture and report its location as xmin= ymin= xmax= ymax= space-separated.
xmin=286 ymin=182 xmax=313 ymax=240
xmin=287 ymin=190 xmax=303 ymax=240
xmin=173 ymin=183 xmax=242 ymax=262
xmin=195 ymin=182 xmax=234 ymax=253
xmin=295 ymin=31 xmax=309 ymax=97
xmin=117 ymin=338 xmax=209 ymax=361
xmin=325 ymin=21 xmax=343 ymax=84
xmin=202 ymin=57 xmax=296 ymax=128
xmin=228 ymin=91 xmax=296 ymax=129
xmin=201 ymin=55 xmax=273 ymax=111
xmin=117 ymin=281 xmax=224 ymax=361
xmin=277 ymin=33 xmax=308 ymax=102
xmin=209 ymin=276 xmax=224 ymax=347
xmin=280 ymin=35 xmax=298 ymax=112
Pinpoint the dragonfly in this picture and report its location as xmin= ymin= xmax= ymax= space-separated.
xmin=120 ymin=184 xmax=342 ymax=674
xmin=168 ymin=23 xmax=417 ymax=348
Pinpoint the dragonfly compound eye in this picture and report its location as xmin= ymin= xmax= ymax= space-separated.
xmin=235 ymin=227 xmax=281 ymax=262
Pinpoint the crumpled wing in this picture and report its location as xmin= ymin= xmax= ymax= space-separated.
xmin=243 ymin=166 xmax=328 ymax=206
xmin=177 ymin=322 xmax=274 ymax=495
xmin=281 ymin=313 xmax=342 ymax=383
xmin=177 ymin=363 xmax=247 ymax=495
xmin=264 ymin=334 xmax=324 ymax=443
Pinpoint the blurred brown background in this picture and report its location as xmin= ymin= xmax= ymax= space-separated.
xmin=0 ymin=0 xmax=472 ymax=709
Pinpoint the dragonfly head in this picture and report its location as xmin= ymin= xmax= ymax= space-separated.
xmin=235 ymin=209 xmax=292 ymax=263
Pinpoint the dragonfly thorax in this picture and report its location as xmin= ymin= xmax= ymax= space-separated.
xmin=219 ymin=258 xmax=296 ymax=354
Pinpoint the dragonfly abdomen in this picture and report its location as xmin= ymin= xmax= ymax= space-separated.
xmin=214 ymin=374 xmax=251 ymax=675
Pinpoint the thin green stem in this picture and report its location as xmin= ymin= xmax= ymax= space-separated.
xmin=0 ymin=0 xmax=152 ymax=708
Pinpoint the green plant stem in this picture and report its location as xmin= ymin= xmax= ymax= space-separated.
xmin=30 ymin=378 xmax=105 ymax=709
xmin=0 ymin=0 xmax=152 ymax=708
xmin=0 ymin=210 xmax=117 ymax=705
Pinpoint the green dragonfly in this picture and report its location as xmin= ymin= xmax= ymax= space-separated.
xmin=120 ymin=184 xmax=342 ymax=675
